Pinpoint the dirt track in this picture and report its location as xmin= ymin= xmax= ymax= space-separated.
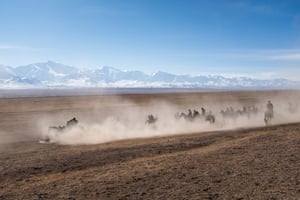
xmin=0 ymin=91 xmax=300 ymax=199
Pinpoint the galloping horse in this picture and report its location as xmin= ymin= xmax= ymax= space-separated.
xmin=146 ymin=114 xmax=158 ymax=125
xmin=41 ymin=117 xmax=79 ymax=143
xmin=205 ymin=113 xmax=216 ymax=124
xmin=48 ymin=117 xmax=78 ymax=132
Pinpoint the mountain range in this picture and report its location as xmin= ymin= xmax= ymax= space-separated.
xmin=0 ymin=61 xmax=298 ymax=89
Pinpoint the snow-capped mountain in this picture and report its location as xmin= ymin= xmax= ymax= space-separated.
xmin=0 ymin=65 xmax=16 ymax=79
xmin=0 ymin=61 xmax=298 ymax=89
xmin=14 ymin=61 xmax=79 ymax=83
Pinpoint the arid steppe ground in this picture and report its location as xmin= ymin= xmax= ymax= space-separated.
xmin=0 ymin=90 xmax=299 ymax=199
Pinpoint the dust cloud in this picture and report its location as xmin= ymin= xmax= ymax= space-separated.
xmin=37 ymin=94 xmax=300 ymax=145
xmin=0 ymin=131 xmax=10 ymax=145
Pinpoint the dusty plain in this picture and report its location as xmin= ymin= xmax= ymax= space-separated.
xmin=0 ymin=90 xmax=299 ymax=199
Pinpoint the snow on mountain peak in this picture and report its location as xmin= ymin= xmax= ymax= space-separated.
xmin=0 ymin=65 xmax=16 ymax=79
xmin=48 ymin=67 xmax=67 ymax=77
xmin=0 ymin=62 xmax=298 ymax=89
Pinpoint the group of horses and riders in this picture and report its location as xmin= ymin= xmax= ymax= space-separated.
xmin=146 ymin=100 xmax=274 ymax=126
xmin=220 ymin=105 xmax=258 ymax=119
xmin=175 ymin=107 xmax=216 ymax=124
xmin=45 ymin=101 xmax=274 ymax=142
xmin=146 ymin=107 xmax=216 ymax=126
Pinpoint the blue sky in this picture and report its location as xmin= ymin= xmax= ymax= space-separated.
xmin=0 ymin=0 xmax=300 ymax=80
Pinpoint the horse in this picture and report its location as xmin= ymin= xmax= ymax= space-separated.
xmin=264 ymin=110 xmax=273 ymax=126
xmin=179 ymin=112 xmax=194 ymax=122
xmin=205 ymin=113 xmax=215 ymax=124
xmin=146 ymin=114 xmax=158 ymax=125
xmin=41 ymin=117 xmax=79 ymax=143
xmin=48 ymin=125 xmax=66 ymax=132
xmin=48 ymin=117 xmax=78 ymax=132
xmin=66 ymin=117 xmax=78 ymax=127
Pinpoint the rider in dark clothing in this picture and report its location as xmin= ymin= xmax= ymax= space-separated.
xmin=188 ymin=109 xmax=193 ymax=117
xmin=66 ymin=117 xmax=78 ymax=127
xmin=267 ymin=100 xmax=274 ymax=116
xmin=267 ymin=100 xmax=273 ymax=109
xmin=201 ymin=107 xmax=206 ymax=116
xmin=148 ymin=114 xmax=154 ymax=121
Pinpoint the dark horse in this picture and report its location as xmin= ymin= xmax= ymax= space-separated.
xmin=205 ymin=113 xmax=216 ymax=124
xmin=41 ymin=117 xmax=79 ymax=143
xmin=146 ymin=114 xmax=158 ymax=125
xmin=49 ymin=117 xmax=79 ymax=132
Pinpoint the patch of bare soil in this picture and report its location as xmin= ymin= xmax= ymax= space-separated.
xmin=0 ymin=123 xmax=299 ymax=199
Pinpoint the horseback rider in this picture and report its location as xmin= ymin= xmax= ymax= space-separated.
xmin=266 ymin=100 xmax=274 ymax=117
xmin=264 ymin=100 xmax=274 ymax=125
xmin=148 ymin=114 xmax=154 ymax=121
xmin=201 ymin=107 xmax=206 ymax=116
xmin=193 ymin=109 xmax=200 ymax=117
xmin=206 ymin=111 xmax=215 ymax=124
xmin=66 ymin=117 xmax=78 ymax=127
xmin=146 ymin=114 xmax=157 ymax=125
xmin=188 ymin=109 xmax=193 ymax=117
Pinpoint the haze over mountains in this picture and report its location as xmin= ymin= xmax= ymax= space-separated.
xmin=0 ymin=61 xmax=298 ymax=89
